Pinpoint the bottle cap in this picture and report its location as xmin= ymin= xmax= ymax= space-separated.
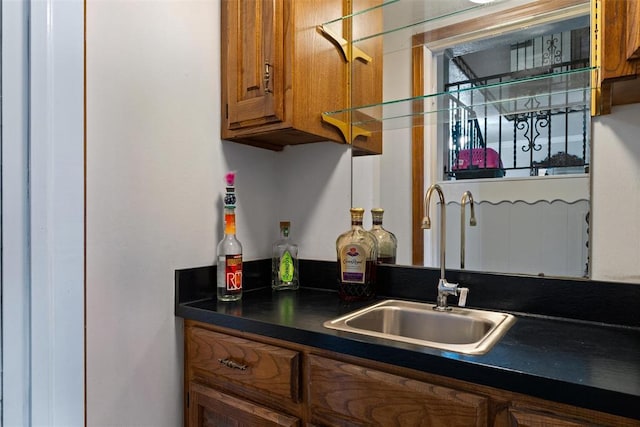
xmin=350 ymin=207 xmax=365 ymax=221
xmin=224 ymin=172 xmax=237 ymax=209
xmin=371 ymin=208 xmax=384 ymax=223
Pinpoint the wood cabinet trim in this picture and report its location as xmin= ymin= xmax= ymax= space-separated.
xmin=416 ymin=0 xmax=588 ymax=47
xmin=411 ymin=42 xmax=424 ymax=266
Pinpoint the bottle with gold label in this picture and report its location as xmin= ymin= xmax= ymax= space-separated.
xmin=272 ymin=221 xmax=299 ymax=291
xmin=336 ymin=208 xmax=378 ymax=301
xmin=370 ymin=208 xmax=397 ymax=264
xmin=217 ymin=172 xmax=243 ymax=301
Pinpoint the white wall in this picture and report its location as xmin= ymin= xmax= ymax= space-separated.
xmin=591 ymin=103 xmax=640 ymax=283
xmin=86 ymin=1 xmax=350 ymax=425
xmin=437 ymin=177 xmax=590 ymax=277
xmin=441 ymin=199 xmax=589 ymax=277
xmin=276 ymin=143 xmax=352 ymax=260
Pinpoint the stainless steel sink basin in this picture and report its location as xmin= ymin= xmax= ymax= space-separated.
xmin=324 ymin=299 xmax=516 ymax=355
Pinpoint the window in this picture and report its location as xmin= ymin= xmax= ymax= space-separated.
xmin=442 ymin=16 xmax=591 ymax=179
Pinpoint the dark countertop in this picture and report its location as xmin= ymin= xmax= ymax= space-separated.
xmin=176 ymin=286 xmax=640 ymax=421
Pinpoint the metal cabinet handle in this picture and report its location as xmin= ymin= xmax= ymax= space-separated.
xmin=218 ymin=358 xmax=247 ymax=370
xmin=264 ymin=61 xmax=273 ymax=94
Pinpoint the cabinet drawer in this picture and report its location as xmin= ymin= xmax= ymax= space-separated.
xmin=186 ymin=327 xmax=300 ymax=404
xmin=308 ymin=355 xmax=488 ymax=426
xmin=505 ymin=405 xmax=640 ymax=427
xmin=508 ymin=408 xmax=590 ymax=427
xmin=188 ymin=381 xmax=300 ymax=427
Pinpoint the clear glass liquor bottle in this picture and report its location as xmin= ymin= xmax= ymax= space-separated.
xmin=370 ymin=208 xmax=397 ymax=264
xmin=272 ymin=221 xmax=299 ymax=291
xmin=217 ymin=207 xmax=243 ymax=301
xmin=336 ymin=208 xmax=378 ymax=301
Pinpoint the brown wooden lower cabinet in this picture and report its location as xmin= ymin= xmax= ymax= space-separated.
xmin=184 ymin=320 xmax=639 ymax=427
xmin=308 ymin=355 xmax=487 ymax=426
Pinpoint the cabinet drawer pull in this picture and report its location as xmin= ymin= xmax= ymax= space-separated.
xmin=264 ymin=61 xmax=273 ymax=94
xmin=218 ymin=358 xmax=247 ymax=370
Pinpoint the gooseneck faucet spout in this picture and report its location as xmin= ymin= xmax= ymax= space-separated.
xmin=423 ymin=184 xmax=469 ymax=311
xmin=422 ymin=184 xmax=447 ymax=282
xmin=460 ymin=191 xmax=477 ymax=270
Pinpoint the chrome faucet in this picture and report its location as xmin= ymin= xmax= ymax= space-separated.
xmin=422 ymin=184 xmax=469 ymax=311
xmin=460 ymin=191 xmax=477 ymax=270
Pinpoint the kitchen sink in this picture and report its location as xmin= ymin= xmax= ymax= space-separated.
xmin=323 ymin=299 xmax=516 ymax=355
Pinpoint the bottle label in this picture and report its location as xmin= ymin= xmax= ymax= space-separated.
xmin=224 ymin=213 xmax=236 ymax=235
xmin=339 ymin=244 xmax=366 ymax=284
xmin=224 ymin=254 xmax=243 ymax=291
xmin=279 ymin=251 xmax=294 ymax=282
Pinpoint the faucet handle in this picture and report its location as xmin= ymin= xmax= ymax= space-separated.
xmin=458 ymin=287 xmax=469 ymax=307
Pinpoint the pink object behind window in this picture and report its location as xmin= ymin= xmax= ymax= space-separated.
xmin=453 ymin=148 xmax=503 ymax=170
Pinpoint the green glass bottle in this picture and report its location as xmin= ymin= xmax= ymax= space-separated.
xmin=272 ymin=221 xmax=299 ymax=291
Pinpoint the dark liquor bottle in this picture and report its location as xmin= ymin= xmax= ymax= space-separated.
xmin=336 ymin=208 xmax=378 ymax=301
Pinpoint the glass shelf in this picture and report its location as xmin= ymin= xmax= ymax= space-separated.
xmin=352 ymin=0 xmax=487 ymax=44
xmin=321 ymin=0 xmax=399 ymax=27
xmin=323 ymin=67 xmax=595 ymax=134
xmin=322 ymin=0 xmax=533 ymax=54
xmin=319 ymin=0 xmax=594 ymax=139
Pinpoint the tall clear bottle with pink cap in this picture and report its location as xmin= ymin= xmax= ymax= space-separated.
xmin=217 ymin=172 xmax=243 ymax=301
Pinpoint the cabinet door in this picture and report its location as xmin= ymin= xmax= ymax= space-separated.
xmin=504 ymin=406 xmax=640 ymax=427
xmin=188 ymin=382 xmax=300 ymax=427
xmin=600 ymin=0 xmax=640 ymax=80
xmin=625 ymin=0 xmax=640 ymax=61
xmin=308 ymin=355 xmax=488 ymax=426
xmin=596 ymin=0 xmax=640 ymax=113
xmin=223 ymin=0 xmax=284 ymax=131
xmin=508 ymin=409 xmax=589 ymax=427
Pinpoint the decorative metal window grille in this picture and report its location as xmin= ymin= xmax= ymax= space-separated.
xmin=445 ymin=28 xmax=590 ymax=179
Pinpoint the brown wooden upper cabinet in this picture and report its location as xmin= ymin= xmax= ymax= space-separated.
xmin=220 ymin=0 xmax=382 ymax=155
xmin=594 ymin=0 xmax=640 ymax=114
